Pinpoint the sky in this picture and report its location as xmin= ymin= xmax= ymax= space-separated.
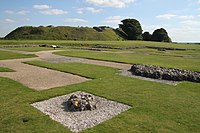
xmin=0 ymin=0 xmax=200 ymax=42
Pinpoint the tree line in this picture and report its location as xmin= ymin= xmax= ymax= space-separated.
xmin=119 ymin=19 xmax=172 ymax=42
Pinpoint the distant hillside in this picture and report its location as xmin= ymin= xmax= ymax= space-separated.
xmin=4 ymin=26 xmax=124 ymax=41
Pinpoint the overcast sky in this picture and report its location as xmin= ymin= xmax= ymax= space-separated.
xmin=0 ymin=0 xmax=200 ymax=42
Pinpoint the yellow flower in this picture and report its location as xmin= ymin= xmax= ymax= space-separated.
xmin=74 ymin=100 xmax=79 ymax=107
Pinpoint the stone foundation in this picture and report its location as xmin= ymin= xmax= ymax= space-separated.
xmin=130 ymin=64 xmax=200 ymax=83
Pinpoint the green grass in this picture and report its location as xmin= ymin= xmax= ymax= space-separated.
xmin=0 ymin=67 xmax=15 ymax=72
xmin=0 ymin=50 xmax=37 ymax=60
xmin=4 ymin=26 xmax=123 ymax=41
xmin=1 ymin=40 xmax=200 ymax=50
xmin=25 ymin=61 xmax=118 ymax=79
xmin=1 ymin=61 xmax=200 ymax=133
xmin=8 ymin=47 xmax=53 ymax=52
xmin=55 ymin=50 xmax=200 ymax=71
xmin=1 ymin=40 xmax=200 ymax=132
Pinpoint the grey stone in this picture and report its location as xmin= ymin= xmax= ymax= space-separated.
xmin=129 ymin=64 xmax=200 ymax=83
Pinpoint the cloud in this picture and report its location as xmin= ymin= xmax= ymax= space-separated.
xmin=142 ymin=24 xmax=162 ymax=32
xmin=40 ymin=9 xmax=68 ymax=15
xmin=103 ymin=16 xmax=133 ymax=24
xmin=33 ymin=5 xmax=51 ymax=9
xmin=181 ymin=20 xmax=200 ymax=25
xmin=156 ymin=14 xmax=177 ymax=20
xmin=168 ymin=26 xmax=200 ymax=42
xmin=85 ymin=7 xmax=102 ymax=13
xmin=179 ymin=15 xmax=194 ymax=19
xmin=24 ymin=18 xmax=30 ymax=21
xmin=77 ymin=7 xmax=102 ymax=14
xmin=156 ymin=14 xmax=195 ymax=20
xmin=4 ymin=19 xmax=15 ymax=23
xmin=4 ymin=10 xmax=29 ymax=15
xmin=77 ymin=9 xmax=84 ymax=14
xmin=104 ymin=16 xmax=123 ymax=24
xmin=4 ymin=10 xmax=14 ymax=14
xmin=64 ymin=18 xmax=88 ymax=23
xmin=85 ymin=0 xmax=135 ymax=8
xmin=17 ymin=10 xmax=30 ymax=15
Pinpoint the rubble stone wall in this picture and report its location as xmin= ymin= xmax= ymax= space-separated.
xmin=130 ymin=64 xmax=200 ymax=83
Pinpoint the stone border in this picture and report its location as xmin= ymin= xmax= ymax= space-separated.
xmin=31 ymin=91 xmax=131 ymax=132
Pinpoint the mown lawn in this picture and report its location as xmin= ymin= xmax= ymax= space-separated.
xmin=8 ymin=47 xmax=53 ymax=52
xmin=1 ymin=41 xmax=200 ymax=133
xmin=1 ymin=60 xmax=198 ymax=133
xmin=0 ymin=50 xmax=36 ymax=60
xmin=55 ymin=50 xmax=200 ymax=71
xmin=0 ymin=67 xmax=15 ymax=72
xmin=1 ymin=40 xmax=200 ymax=50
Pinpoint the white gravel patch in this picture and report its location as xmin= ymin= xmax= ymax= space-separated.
xmin=31 ymin=91 xmax=131 ymax=132
xmin=119 ymin=69 xmax=179 ymax=85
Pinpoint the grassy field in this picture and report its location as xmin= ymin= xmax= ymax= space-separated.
xmin=0 ymin=67 xmax=15 ymax=72
xmin=55 ymin=50 xmax=200 ymax=71
xmin=1 ymin=61 xmax=199 ymax=133
xmin=0 ymin=40 xmax=200 ymax=133
xmin=8 ymin=47 xmax=53 ymax=52
xmin=0 ymin=50 xmax=37 ymax=60
xmin=1 ymin=40 xmax=200 ymax=50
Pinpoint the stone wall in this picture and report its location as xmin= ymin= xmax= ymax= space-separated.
xmin=130 ymin=64 xmax=200 ymax=83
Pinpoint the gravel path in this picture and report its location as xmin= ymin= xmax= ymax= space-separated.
xmin=31 ymin=91 xmax=131 ymax=132
xmin=119 ymin=69 xmax=179 ymax=85
xmin=36 ymin=50 xmax=132 ymax=70
xmin=0 ymin=59 xmax=89 ymax=90
xmin=0 ymin=49 xmax=178 ymax=90
xmin=0 ymin=50 xmax=90 ymax=90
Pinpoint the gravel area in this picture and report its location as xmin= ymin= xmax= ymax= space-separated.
xmin=37 ymin=51 xmax=131 ymax=70
xmin=31 ymin=91 xmax=131 ymax=132
xmin=119 ymin=69 xmax=179 ymax=85
xmin=0 ymin=49 xmax=179 ymax=90
xmin=0 ymin=60 xmax=89 ymax=90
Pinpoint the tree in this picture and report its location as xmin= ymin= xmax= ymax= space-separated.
xmin=152 ymin=28 xmax=172 ymax=42
xmin=119 ymin=19 xmax=143 ymax=40
xmin=142 ymin=32 xmax=152 ymax=41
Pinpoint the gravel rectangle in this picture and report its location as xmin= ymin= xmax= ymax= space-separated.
xmin=31 ymin=91 xmax=131 ymax=132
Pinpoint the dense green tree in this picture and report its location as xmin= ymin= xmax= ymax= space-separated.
xmin=119 ymin=19 xmax=143 ymax=40
xmin=142 ymin=32 xmax=152 ymax=41
xmin=152 ymin=28 xmax=172 ymax=42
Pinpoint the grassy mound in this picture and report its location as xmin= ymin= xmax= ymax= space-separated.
xmin=4 ymin=26 xmax=123 ymax=41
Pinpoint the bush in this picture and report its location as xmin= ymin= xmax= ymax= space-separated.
xmin=142 ymin=32 xmax=152 ymax=41
xmin=119 ymin=19 xmax=143 ymax=40
xmin=152 ymin=28 xmax=171 ymax=42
